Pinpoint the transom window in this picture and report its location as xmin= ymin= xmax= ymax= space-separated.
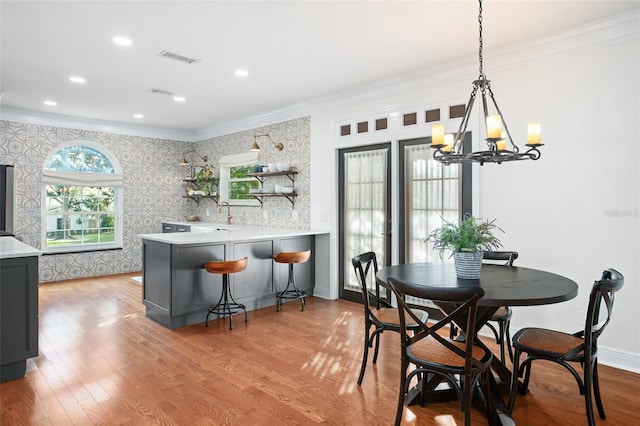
xmin=42 ymin=141 xmax=123 ymax=253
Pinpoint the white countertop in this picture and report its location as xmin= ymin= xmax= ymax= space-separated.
xmin=0 ymin=237 xmax=42 ymax=259
xmin=139 ymin=223 xmax=329 ymax=245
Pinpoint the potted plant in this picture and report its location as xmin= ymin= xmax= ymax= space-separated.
xmin=428 ymin=214 xmax=503 ymax=279
xmin=195 ymin=164 xmax=218 ymax=196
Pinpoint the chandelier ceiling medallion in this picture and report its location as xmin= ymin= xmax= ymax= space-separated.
xmin=431 ymin=0 xmax=543 ymax=165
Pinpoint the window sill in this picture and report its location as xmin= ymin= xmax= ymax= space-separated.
xmin=42 ymin=245 xmax=123 ymax=255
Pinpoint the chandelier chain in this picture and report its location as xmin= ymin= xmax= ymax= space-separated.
xmin=478 ymin=0 xmax=484 ymax=78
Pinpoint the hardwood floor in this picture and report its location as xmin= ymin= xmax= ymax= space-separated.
xmin=1 ymin=273 xmax=638 ymax=425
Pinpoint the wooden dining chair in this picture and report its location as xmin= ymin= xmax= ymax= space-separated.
xmin=449 ymin=250 xmax=518 ymax=364
xmin=351 ymin=252 xmax=428 ymax=385
xmin=508 ymin=268 xmax=624 ymax=426
xmin=388 ymin=276 xmax=494 ymax=426
xmin=482 ymin=251 xmax=518 ymax=363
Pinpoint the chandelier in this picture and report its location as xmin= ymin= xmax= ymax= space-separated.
xmin=431 ymin=0 xmax=543 ymax=165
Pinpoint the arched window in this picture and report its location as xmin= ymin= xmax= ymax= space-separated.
xmin=42 ymin=141 xmax=123 ymax=253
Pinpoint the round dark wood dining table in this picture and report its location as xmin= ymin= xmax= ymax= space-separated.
xmin=376 ymin=262 xmax=578 ymax=307
xmin=375 ymin=261 xmax=579 ymax=426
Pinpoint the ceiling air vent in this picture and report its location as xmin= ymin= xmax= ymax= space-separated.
xmin=149 ymin=88 xmax=175 ymax=96
xmin=157 ymin=50 xmax=197 ymax=64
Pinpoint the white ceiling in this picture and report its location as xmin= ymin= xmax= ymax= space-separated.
xmin=2 ymin=0 xmax=639 ymax=134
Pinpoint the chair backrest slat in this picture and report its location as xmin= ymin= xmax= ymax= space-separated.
xmin=482 ymin=251 xmax=518 ymax=266
xmin=585 ymin=268 xmax=624 ymax=350
xmin=352 ymin=252 xmax=383 ymax=309
xmin=388 ymin=276 xmax=486 ymax=368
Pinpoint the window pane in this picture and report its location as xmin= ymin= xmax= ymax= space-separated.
xmin=404 ymin=144 xmax=461 ymax=263
xmin=45 ymin=186 xmax=118 ymax=248
xmin=228 ymin=165 xmax=259 ymax=200
xmin=229 ymin=180 xmax=259 ymax=199
xmin=44 ymin=145 xmax=114 ymax=173
xmin=343 ymin=148 xmax=388 ymax=294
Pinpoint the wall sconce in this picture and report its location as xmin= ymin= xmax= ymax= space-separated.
xmin=179 ymin=149 xmax=208 ymax=166
xmin=249 ymin=134 xmax=284 ymax=152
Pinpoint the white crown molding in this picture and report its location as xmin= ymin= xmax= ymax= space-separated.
xmin=3 ymin=9 xmax=638 ymax=143
xmin=196 ymin=9 xmax=639 ymax=140
xmin=0 ymin=107 xmax=197 ymax=142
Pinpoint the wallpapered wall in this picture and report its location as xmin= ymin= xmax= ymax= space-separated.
xmin=194 ymin=116 xmax=311 ymax=227
xmin=0 ymin=116 xmax=310 ymax=282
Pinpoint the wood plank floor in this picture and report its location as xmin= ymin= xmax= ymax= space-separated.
xmin=1 ymin=273 xmax=639 ymax=425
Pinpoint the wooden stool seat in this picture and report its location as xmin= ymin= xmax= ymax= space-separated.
xmin=273 ymin=251 xmax=311 ymax=265
xmin=205 ymin=257 xmax=248 ymax=274
xmin=204 ymin=257 xmax=248 ymax=330
xmin=273 ymin=250 xmax=311 ymax=312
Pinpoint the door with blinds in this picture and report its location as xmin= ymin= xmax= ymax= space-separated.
xmin=398 ymin=135 xmax=471 ymax=316
xmin=338 ymin=144 xmax=391 ymax=303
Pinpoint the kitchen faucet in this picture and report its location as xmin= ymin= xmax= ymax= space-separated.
xmin=219 ymin=201 xmax=232 ymax=225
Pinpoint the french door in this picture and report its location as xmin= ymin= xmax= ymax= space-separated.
xmin=397 ymin=135 xmax=472 ymax=316
xmin=398 ymin=134 xmax=472 ymax=264
xmin=338 ymin=144 xmax=391 ymax=303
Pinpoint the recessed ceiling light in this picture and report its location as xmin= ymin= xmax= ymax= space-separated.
xmin=234 ymin=69 xmax=249 ymax=77
xmin=133 ymin=114 xmax=144 ymax=119
xmin=69 ymin=76 xmax=86 ymax=84
xmin=173 ymin=96 xmax=186 ymax=102
xmin=113 ymin=36 xmax=132 ymax=46
xmin=44 ymin=100 xmax=57 ymax=106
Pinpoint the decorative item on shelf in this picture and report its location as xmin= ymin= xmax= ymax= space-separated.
xmin=249 ymin=134 xmax=284 ymax=152
xmin=430 ymin=0 xmax=543 ymax=165
xmin=195 ymin=164 xmax=218 ymax=196
xmin=427 ymin=213 xmax=503 ymax=279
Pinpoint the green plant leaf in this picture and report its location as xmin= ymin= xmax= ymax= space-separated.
xmin=427 ymin=214 xmax=503 ymax=254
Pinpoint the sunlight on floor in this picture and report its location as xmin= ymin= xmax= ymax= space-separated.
xmin=404 ymin=408 xmax=459 ymax=426
xmin=299 ymin=309 xmax=362 ymax=394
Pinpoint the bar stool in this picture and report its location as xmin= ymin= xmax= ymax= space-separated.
xmin=204 ymin=257 xmax=248 ymax=330
xmin=273 ymin=250 xmax=311 ymax=311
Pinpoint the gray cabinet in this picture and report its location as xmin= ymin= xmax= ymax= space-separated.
xmin=1 ymin=255 xmax=38 ymax=382
xmin=141 ymin=235 xmax=314 ymax=329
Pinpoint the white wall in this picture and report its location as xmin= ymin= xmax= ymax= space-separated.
xmin=309 ymin=14 xmax=640 ymax=371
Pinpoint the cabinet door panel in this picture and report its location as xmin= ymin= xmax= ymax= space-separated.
xmin=231 ymin=240 xmax=273 ymax=299
xmin=174 ymin=244 xmax=225 ymax=315
xmin=1 ymin=256 xmax=38 ymax=365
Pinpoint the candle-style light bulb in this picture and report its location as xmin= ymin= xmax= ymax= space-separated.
xmin=487 ymin=115 xmax=502 ymax=139
xmin=442 ymin=134 xmax=454 ymax=152
xmin=527 ymin=123 xmax=542 ymax=145
xmin=431 ymin=124 xmax=444 ymax=146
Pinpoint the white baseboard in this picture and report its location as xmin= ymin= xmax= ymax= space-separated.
xmin=598 ymin=346 xmax=640 ymax=374
xmin=312 ymin=286 xmax=331 ymax=300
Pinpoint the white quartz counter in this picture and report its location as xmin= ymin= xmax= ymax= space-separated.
xmin=0 ymin=237 xmax=42 ymax=259
xmin=139 ymin=223 xmax=329 ymax=245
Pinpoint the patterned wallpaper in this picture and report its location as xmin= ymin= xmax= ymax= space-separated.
xmin=0 ymin=116 xmax=310 ymax=282
xmin=195 ymin=116 xmax=311 ymax=228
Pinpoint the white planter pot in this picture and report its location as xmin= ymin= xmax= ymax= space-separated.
xmin=453 ymin=251 xmax=484 ymax=279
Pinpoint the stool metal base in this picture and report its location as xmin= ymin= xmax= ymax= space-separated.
xmin=206 ymin=274 xmax=247 ymax=330
xmin=276 ymin=263 xmax=306 ymax=312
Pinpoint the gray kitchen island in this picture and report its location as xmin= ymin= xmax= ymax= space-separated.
xmin=139 ymin=224 xmax=329 ymax=329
